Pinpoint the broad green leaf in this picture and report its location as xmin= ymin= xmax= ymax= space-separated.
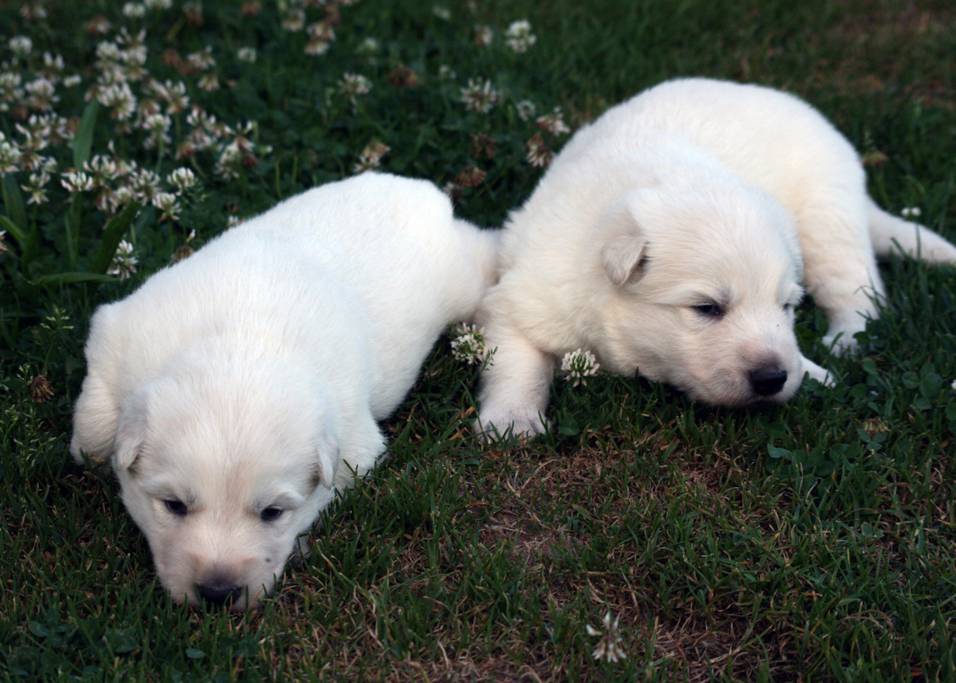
xmin=90 ymin=202 xmax=141 ymax=274
xmin=0 ymin=214 xmax=27 ymax=246
xmin=1 ymin=174 xmax=27 ymax=236
xmin=73 ymin=101 xmax=99 ymax=169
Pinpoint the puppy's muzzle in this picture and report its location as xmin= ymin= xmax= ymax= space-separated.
xmin=749 ymin=366 xmax=788 ymax=397
xmin=196 ymin=574 xmax=243 ymax=607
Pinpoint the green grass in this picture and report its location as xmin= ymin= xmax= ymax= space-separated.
xmin=2 ymin=0 xmax=956 ymax=680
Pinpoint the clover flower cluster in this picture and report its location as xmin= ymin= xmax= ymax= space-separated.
xmin=353 ymin=140 xmax=390 ymax=174
xmin=560 ymin=349 xmax=600 ymax=387
xmin=586 ymin=611 xmax=627 ymax=663
xmin=505 ymin=20 xmax=537 ymax=53
xmin=450 ymin=323 xmax=493 ymax=366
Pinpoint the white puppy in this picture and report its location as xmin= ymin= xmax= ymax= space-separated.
xmin=477 ymin=78 xmax=956 ymax=438
xmin=71 ymin=172 xmax=498 ymax=608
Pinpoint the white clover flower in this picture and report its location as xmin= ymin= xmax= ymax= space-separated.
xmin=339 ymin=72 xmax=372 ymax=105
xmin=515 ymin=99 xmax=536 ymax=121
xmin=122 ymin=2 xmax=146 ymax=19
xmin=84 ymin=155 xmax=122 ymax=184
xmin=356 ymin=37 xmax=380 ymax=56
xmin=537 ymin=107 xmax=571 ymax=136
xmin=305 ymin=22 xmax=335 ymax=56
xmin=63 ymin=75 xmax=82 ymax=88
xmin=473 ymin=25 xmax=493 ymax=47
xmin=41 ymin=52 xmax=65 ymax=74
xmin=104 ymin=29 xmax=147 ymax=83
xmin=197 ymin=73 xmax=220 ymax=92
xmin=901 ymin=206 xmax=922 ymax=219
xmin=0 ymin=133 xmax=22 ymax=173
xmin=505 ymin=20 xmax=536 ymax=53
xmin=560 ymin=348 xmax=599 ymax=386
xmin=432 ymin=5 xmax=451 ymax=20
xmin=460 ymin=78 xmax=498 ymax=113
xmin=187 ymin=47 xmax=216 ymax=71
xmin=25 ymin=77 xmax=57 ymax=110
xmin=450 ymin=323 xmax=492 ymax=366
xmin=586 ymin=611 xmax=626 ymax=663
xmin=281 ymin=9 xmax=305 ymax=32
xmin=526 ymin=133 xmax=552 ymax=168
xmin=168 ymin=167 xmax=197 ymax=192
xmin=61 ymin=170 xmax=95 ymax=193
xmin=21 ymin=170 xmax=51 ymax=205
xmin=104 ymin=185 xmax=135 ymax=213
xmin=237 ymin=46 xmax=257 ymax=63
xmin=141 ymin=112 xmax=172 ymax=149
xmin=0 ymin=71 xmax=23 ymax=111
xmin=215 ymin=142 xmax=244 ymax=180
xmin=149 ymin=79 xmax=189 ymax=114
xmin=152 ymin=192 xmax=180 ymax=222
xmin=438 ymin=64 xmax=456 ymax=80
xmin=16 ymin=114 xmax=53 ymax=153
xmin=9 ymin=36 xmax=33 ymax=58
xmin=951 ymin=379 xmax=956 ymax=391
xmin=96 ymin=40 xmax=121 ymax=63
xmin=20 ymin=2 xmax=47 ymax=21
xmin=98 ymin=82 xmax=138 ymax=120
xmin=108 ymin=240 xmax=138 ymax=280
xmin=353 ymin=139 xmax=390 ymax=174
xmin=129 ymin=167 xmax=162 ymax=202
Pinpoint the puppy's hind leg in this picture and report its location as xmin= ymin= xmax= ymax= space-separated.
xmin=868 ymin=199 xmax=956 ymax=264
xmin=795 ymin=196 xmax=885 ymax=354
xmin=475 ymin=321 xmax=554 ymax=441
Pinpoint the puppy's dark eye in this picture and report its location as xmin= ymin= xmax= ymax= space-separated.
xmin=783 ymin=302 xmax=793 ymax=312
xmin=260 ymin=507 xmax=283 ymax=523
xmin=692 ymin=302 xmax=724 ymax=319
xmin=163 ymin=499 xmax=188 ymax=517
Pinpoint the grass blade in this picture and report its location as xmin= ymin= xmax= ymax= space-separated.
xmin=89 ymin=202 xmax=141 ymax=274
xmin=73 ymin=101 xmax=99 ymax=169
xmin=0 ymin=214 xmax=27 ymax=247
xmin=31 ymin=271 xmax=118 ymax=286
xmin=1 ymin=174 xmax=27 ymax=237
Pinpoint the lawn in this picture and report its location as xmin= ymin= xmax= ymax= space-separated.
xmin=2 ymin=0 xmax=955 ymax=680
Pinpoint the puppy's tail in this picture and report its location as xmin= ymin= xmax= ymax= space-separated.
xmin=868 ymin=199 xmax=956 ymax=264
xmin=461 ymin=222 xmax=502 ymax=292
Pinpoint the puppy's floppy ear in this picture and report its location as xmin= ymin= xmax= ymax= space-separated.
xmin=313 ymin=430 xmax=341 ymax=489
xmin=600 ymin=194 xmax=649 ymax=287
xmin=114 ymin=385 xmax=153 ymax=470
xmin=310 ymin=395 xmax=341 ymax=488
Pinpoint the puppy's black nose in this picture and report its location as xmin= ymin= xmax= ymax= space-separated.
xmin=749 ymin=366 xmax=788 ymax=396
xmin=196 ymin=578 xmax=242 ymax=606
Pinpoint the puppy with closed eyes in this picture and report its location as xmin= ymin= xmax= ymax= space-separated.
xmin=71 ymin=172 xmax=499 ymax=608
xmin=476 ymin=78 xmax=956 ymax=438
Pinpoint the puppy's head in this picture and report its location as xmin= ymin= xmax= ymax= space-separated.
xmin=112 ymin=358 xmax=340 ymax=609
xmin=592 ymin=180 xmax=808 ymax=405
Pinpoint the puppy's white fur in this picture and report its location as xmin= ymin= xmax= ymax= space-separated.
xmin=477 ymin=78 xmax=956 ymax=437
xmin=71 ymin=172 xmax=498 ymax=607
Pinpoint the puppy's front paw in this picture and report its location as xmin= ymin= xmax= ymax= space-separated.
xmin=475 ymin=406 xmax=547 ymax=442
xmin=822 ymin=319 xmax=867 ymax=355
xmin=801 ymin=356 xmax=836 ymax=388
